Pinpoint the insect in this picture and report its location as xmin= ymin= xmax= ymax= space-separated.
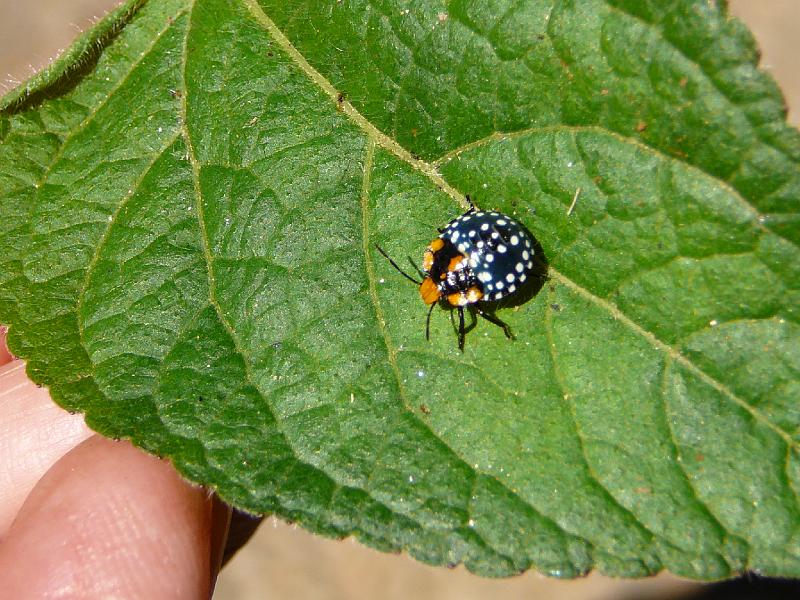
xmin=376 ymin=197 xmax=538 ymax=350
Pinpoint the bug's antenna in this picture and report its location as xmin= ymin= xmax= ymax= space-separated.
xmin=458 ymin=307 xmax=466 ymax=351
xmin=425 ymin=302 xmax=436 ymax=341
xmin=375 ymin=245 xmax=422 ymax=285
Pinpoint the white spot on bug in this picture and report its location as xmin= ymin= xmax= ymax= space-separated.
xmin=491 ymin=232 xmax=499 ymax=239
xmin=508 ymin=285 xmax=516 ymax=293
xmin=486 ymin=254 xmax=494 ymax=263
xmin=497 ymin=244 xmax=507 ymax=253
xmin=506 ymin=273 xmax=515 ymax=283
xmin=494 ymin=292 xmax=504 ymax=300
xmin=469 ymin=256 xmax=479 ymax=268
xmin=451 ymin=232 xmax=459 ymax=243
xmin=522 ymin=250 xmax=530 ymax=260
xmin=468 ymin=229 xmax=476 ymax=237
xmin=477 ymin=241 xmax=485 ymax=248
xmin=486 ymin=283 xmax=494 ymax=290
xmin=476 ymin=211 xmax=485 ymax=216
xmin=479 ymin=271 xmax=492 ymax=282
xmin=497 ymin=219 xmax=507 ymax=225
xmin=525 ymin=239 xmax=531 ymax=248
xmin=481 ymin=223 xmax=489 ymax=231
xmin=510 ymin=235 xmax=519 ymax=246
xmin=527 ymin=261 xmax=533 ymax=269
xmin=496 ymin=281 xmax=504 ymax=290
xmin=515 ymin=262 xmax=524 ymax=273
xmin=458 ymin=243 xmax=467 ymax=253
xmin=520 ymin=274 xmax=527 ymax=282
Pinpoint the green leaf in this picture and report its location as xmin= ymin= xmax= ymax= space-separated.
xmin=1 ymin=0 xmax=799 ymax=579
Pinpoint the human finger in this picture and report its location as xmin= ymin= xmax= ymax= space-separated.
xmin=0 ymin=435 xmax=217 ymax=599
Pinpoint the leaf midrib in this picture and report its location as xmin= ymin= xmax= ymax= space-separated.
xmin=239 ymin=0 xmax=799 ymax=452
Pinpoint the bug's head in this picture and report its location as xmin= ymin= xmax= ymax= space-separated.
xmin=422 ymin=236 xmax=467 ymax=280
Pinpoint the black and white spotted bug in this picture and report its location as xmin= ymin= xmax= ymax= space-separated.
xmin=376 ymin=198 xmax=538 ymax=350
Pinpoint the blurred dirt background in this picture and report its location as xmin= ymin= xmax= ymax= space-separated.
xmin=1 ymin=2 xmax=797 ymax=599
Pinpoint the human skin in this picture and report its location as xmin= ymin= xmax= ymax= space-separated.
xmin=0 ymin=328 xmax=230 ymax=599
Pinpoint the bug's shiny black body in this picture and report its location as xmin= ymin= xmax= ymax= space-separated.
xmin=437 ymin=208 xmax=536 ymax=303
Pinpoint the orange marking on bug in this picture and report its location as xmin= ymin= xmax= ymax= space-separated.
xmin=419 ymin=277 xmax=441 ymax=305
xmin=447 ymin=292 xmax=467 ymax=306
xmin=422 ymin=250 xmax=434 ymax=272
xmin=466 ymin=286 xmax=483 ymax=303
xmin=429 ymin=238 xmax=444 ymax=252
xmin=447 ymin=285 xmax=483 ymax=307
xmin=447 ymin=255 xmax=465 ymax=272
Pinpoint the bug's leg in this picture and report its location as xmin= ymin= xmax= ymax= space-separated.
xmin=476 ymin=308 xmax=514 ymax=340
xmin=375 ymin=245 xmax=422 ymax=285
xmin=458 ymin=306 xmax=466 ymax=351
xmin=465 ymin=194 xmax=477 ymax=213
xmin=425 ymin=302 xmax=436 ymax=341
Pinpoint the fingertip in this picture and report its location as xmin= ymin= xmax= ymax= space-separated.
xmin=0 ymin=435 xmax=215 ymax=599
xmin=0 ymin=360 xmax=92 ymax=533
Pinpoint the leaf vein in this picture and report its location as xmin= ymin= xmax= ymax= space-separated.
xmin=660 ymin=356 xmax=741 ymax=567
xmin=549 ymin=268 xmax=799 ymax=451
xmin=544 ymin=285 xmax=658 ymax=547
xmin=27 ymin=7 xmax=189 ymax=194
xmin=76 ymin=131 xmax=182 ymax=351
xmin=431 ymin=124 xmax=794 ymax=250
